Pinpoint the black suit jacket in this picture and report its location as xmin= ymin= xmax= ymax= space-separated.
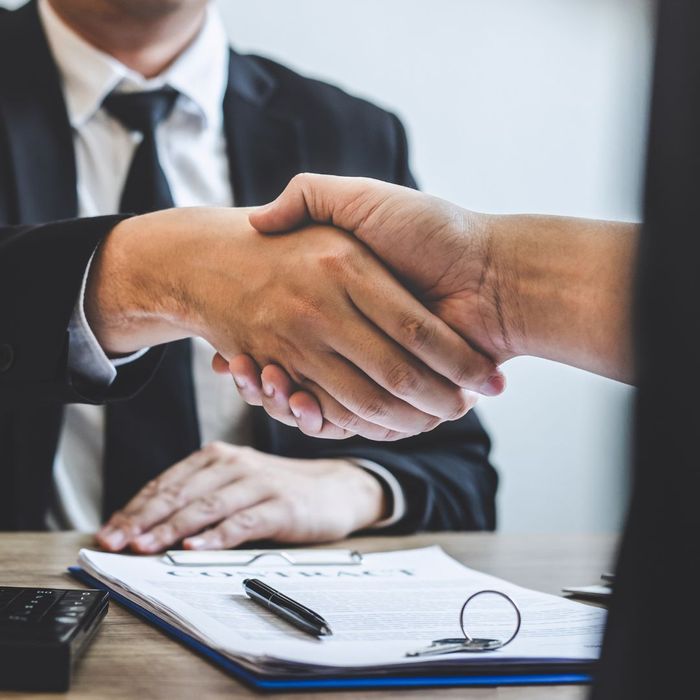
xmin=0 ymin=1 xmax=497 ymax=534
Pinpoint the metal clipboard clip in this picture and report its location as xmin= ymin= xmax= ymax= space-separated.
xmin=406 ymin=589 xmax=522 ymax=657
xmin=163 ymin=549 xmax=363 ymax=567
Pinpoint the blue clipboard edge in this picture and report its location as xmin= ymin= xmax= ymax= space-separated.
xmin=68 ymin=566 xmax=593 ymax=693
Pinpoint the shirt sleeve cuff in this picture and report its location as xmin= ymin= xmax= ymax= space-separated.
xmin=67 ymin=248 xmax=150 ymax=387
xmin=348 ymin=458 xmax=407 ymax=529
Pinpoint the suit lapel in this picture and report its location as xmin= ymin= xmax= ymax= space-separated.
xmin=223 ymin=50 xmax=307 ymax=208
xmin=0 ymin=0 xmax=77 ymax=223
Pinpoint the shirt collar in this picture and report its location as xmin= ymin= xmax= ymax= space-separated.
xmin=38 ymin=0 xmax=229 ymax=130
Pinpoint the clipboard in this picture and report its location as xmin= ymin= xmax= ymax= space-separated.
xmin=163 ymin=548 xmax=362 ymax=567
xmin=68 ymin=566 xmax=593 ymax=693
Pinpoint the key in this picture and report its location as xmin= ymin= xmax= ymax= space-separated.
xmin=406 ymin=637 xmax=503 ymax=657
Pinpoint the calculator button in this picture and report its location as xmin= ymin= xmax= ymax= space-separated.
xmin=54 ymin=616 xmax=79 ymax=625
xmin=7 ymin=614 xmax=30 ymax=622
xmin=4 ymin=590 xmax=61 ymax=622
xmin=60 ymin=606 xmax=88 ymax=613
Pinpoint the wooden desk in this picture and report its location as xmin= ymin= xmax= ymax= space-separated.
xmin=0 ymin=532 xmax=616 ymax=699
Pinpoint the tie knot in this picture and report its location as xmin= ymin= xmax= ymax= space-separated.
xmin=102 ymin=87 xmax=179 ymax=135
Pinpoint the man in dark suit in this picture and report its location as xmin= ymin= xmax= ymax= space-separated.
xmin=0 ymin=0 xmax=497 ymax=551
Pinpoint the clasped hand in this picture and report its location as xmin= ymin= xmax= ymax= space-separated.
xmin=217 ymin=176 xmax=510 ymax=437
xmin=95 ymin=208 xmax=495 ymax=441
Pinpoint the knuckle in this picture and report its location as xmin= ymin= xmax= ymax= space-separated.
xmin=139 ymin=479 xmax=160 ymax=500
xmin=204 ymin=440 xmax=229 ymax=458
xmin=157 ymin=482 xmax=189 ymax=510
xmin=234 ymin=445 xmax=255 ymax=460
xmin=385 ymin=363 xmax=421 ymax=397
xmin=196 ymin=493 xmax=226 ymax=517
xmin=287 ymin=495 xmax=305 ymax=519
xmin=226 ymin=510 xmax=259 ymax=534
xmin=334 ymin=409 xmax=362 ymax=430
xmin=292 ymin=172 xmax=311 ymax=189
xmin=234 ymin=510 xmax=258 ymax=530
xmin=451 ymin=357 xmax=486 ymax=388
xmin=357 ymin=395 xmax=389 ymax=421
xmin=154 ymin=522 xmax=177 ymax=541
xmin=108 ymin=511 xmax=137 ymax=530
xmin=399 ymin=313 xmax=435 ymax=352
xmin=422 ymin=414 xmax=443 ymax=432
xmin=290 ymin=295 xmax=324 ymax=327
xmin=376 ymin=427 xmax=401 ymax=441
xmin=228 ymin=454 xmax=254 ymax=475
xmin=446 ymin=392 xmax=471 ymax=421
xmin=318 ymin=243 xmax=360 ymax=278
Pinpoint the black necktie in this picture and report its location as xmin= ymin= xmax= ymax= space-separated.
xmin=101 ymin=88 xmax=200 ymax=518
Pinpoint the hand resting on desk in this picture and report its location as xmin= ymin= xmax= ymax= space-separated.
xmin=96 ymin=442 xmax=387 ymax=552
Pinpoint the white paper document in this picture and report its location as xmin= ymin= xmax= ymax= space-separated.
xmin=76 ymin=546 xmax=605 ymax=677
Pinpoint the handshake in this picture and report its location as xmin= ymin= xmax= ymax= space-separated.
xmin=91 ymin=174 xmax=636 ymax=440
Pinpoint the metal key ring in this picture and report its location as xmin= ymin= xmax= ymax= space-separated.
xmin=459 ymin=589 xmax=522 ymax=649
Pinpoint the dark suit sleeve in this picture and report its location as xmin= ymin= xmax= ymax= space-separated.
xmin=388 ymin=112 xmax=419 ymax=190
xmin=0 ymin=217 xmax=163 ymax=407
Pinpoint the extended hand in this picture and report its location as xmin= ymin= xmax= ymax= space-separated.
xmin=229 ymin=173 xmax=637 ymax=432
xmin=88 ymin=207 xmax=492 ymax=440
xmin=225 ymin=175 xmax=510 ymax=435
xmin=96 ymin=442 xmax=388 ymax=552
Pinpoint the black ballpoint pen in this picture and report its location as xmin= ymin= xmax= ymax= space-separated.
xmin=242 ymin=578 xmax=333 ymax=637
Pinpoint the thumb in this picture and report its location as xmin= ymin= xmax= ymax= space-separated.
xmin=248 ymin=172 xmax=387 ymax=234
xmin=249 ymin=172 xmax=335 ymax=232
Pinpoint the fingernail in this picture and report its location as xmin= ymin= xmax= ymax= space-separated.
xmin=133 ymin=533 xmax=156 ymax=549
xmin=480 ymin=373 xmax=506 ymax=397
xmin=184 ymin=537 xmax=206 ymax=550
xmin=262 ymin=381 xmax=274 ymax=398
xmin=233 ymin=375 xmax=246 ymax=389
xmin=101 ymin=530 xmax=126 ymax=550
xmin=291 ymin=406 xmax=301 ymax=419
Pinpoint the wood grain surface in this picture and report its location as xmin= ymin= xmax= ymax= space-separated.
xmin=0 ymin=532 xmax=616 ymax=699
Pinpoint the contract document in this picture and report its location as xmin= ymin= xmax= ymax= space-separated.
xmin=74 ymin=546 xmax=605 ymax=683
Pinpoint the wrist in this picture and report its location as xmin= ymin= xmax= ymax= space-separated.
xmin=486 ymin=214 xmax=638 ymax=380
xmin=336 ymin=460 xmax=388 ymax=530
xmin=448 ymin=209 xmax=528 ymax=362
xmin=84 ymin=212 xmax=198 ymax=355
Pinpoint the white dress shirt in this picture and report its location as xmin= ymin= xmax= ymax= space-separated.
xmin=39 ymin=0 xmax=404 ymax=532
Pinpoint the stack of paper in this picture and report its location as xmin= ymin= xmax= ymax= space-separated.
xmin=75 ymin=546 xmax=605 ymax=682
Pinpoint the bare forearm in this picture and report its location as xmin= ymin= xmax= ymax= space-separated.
xmin=80 ymin=204 xmax=481 ymax=441
xmin=84 ymin=208 xmax=252 ymax=356
xmin=485 ymin=213 xmax=639 ymax=382
xmin=84 ymin=212 xmax=194 ymax=355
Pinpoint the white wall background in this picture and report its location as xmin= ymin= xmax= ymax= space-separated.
xmin=2 ymin=0 xmax=655 ymax=532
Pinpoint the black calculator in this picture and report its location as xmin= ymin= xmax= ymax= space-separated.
xmin=0 ymin=586 xmax=109 ymax=692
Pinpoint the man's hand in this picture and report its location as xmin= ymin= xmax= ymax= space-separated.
xmin=87 ymin=207 xmax=494 ymax=439
xmin=228 ymin=174 xmax=636 ymax=434
xmin=96 ymin=442 xmax=388 ymax=552
xmin=223 ymin=176 xmax=509 ymax=434
xmin=249 ymin=175 xmax=514 ymax=362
